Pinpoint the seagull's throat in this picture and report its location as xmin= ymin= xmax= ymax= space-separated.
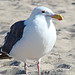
xmin=45 ymin=18 xmax=51 ymax=28
xmin=29 ymin=15 xmax=51 ymax=29
xmin=36 ymin=15 xmax=52 ymax=29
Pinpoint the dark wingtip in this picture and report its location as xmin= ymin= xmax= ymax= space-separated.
xmin=0 ymin=52 xmax=12 ymax=59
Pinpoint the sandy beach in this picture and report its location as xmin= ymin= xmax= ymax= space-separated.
xmin=0 ymin=0 xmax=75 ymax=75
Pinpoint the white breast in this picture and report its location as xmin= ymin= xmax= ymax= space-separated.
xmin=10 ymin=18 xmax=56 ymax=61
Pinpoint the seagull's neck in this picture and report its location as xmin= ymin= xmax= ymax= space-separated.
xmin=25 ymin=15 xmax=53 ymax=29
xmin=45 ymin=18 xmax=53 ymax=28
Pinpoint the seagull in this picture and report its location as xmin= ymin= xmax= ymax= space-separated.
xmin=0 ymin=6 xmax=63 ymax=75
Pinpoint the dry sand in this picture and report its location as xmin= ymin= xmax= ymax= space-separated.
xmin=0 ymin=0 xmax=75 ymax=75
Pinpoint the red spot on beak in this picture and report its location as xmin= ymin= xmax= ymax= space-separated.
xmin=58 ymin=18 xmax=61 ymax=20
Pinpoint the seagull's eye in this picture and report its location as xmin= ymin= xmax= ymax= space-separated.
xmin=42 ymin=11 xmax=45 ymax=13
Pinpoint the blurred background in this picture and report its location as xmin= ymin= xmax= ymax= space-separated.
xmin=0 ymin=0 xmax=75 ymax=75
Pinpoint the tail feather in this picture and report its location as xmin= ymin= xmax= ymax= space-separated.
xmin=0 ymin=47 xmax=12 ymax=59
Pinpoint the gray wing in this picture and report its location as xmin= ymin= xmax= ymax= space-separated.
xmin=1 ymin=20 xmax=26 ymax=54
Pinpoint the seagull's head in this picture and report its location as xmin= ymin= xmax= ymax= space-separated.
xmin=30 ymin=6 xmax=63 ymax=21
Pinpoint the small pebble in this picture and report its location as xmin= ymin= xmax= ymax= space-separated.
xmin=57 ymin=64 xmax=71 ymax=69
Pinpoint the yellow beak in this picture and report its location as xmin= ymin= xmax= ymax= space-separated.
xmin=50 ymin=14 xmax=63 ymax=20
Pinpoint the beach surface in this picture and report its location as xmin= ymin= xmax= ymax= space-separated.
xmin=0 ymin=0 xmax=75 ymax=75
